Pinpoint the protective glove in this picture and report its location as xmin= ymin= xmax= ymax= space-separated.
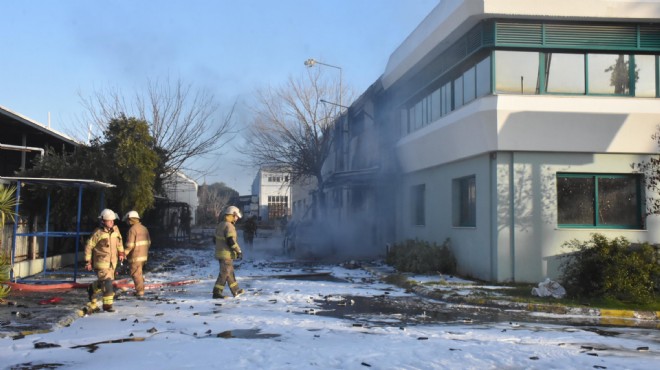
xmin=118 ymin=252 xmax=125 ymax=262
xmin=237 ymin=252 xmax=243 ymax=260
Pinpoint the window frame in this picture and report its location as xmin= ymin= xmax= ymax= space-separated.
xmin=453 ymin=175 xmax=476 ymax=227
xmin=556 ymin=173 xmax=643 ymax=229
xmin=411 ymin=184 xmax=426 ymax=226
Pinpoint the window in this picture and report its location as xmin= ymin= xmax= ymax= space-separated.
xmin=545 ymin=53 xmax=585 ymax=94
xmin=267 ymin=195 xmax=288 ymax=220
xmin=587 ymin=54 xmax=629 ymax=95
xmin=557 ymin=174 xmax=642 ymax=228
xmin=475 ymin=56 xmax=491 ymax=97
xmin=463 ymin=66 xmax=476 ymax=104
xmin=635 ymin=55 xmax=657 ymax=97
xmin=412 ymin=184 xmax=425 ymax=226
xmin=453 ymin=76 xmax=464 ymax=109
xmin=441 ymin=82 xmax=451 ymax=116
xmin=430 ymin=88 xmax=441 ymax=122
xmin=495 ymin=51 xmax=539 ymax=94
xmin=453 ymin=176 xmax=476 ymax=227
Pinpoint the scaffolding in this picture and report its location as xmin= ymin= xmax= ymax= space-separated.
xmin=0 ymin=176 xmax=115 ymax=283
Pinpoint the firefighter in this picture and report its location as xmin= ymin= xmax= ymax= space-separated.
xmin=212 ymin=205 xmax=245 ymax=299
xmin=84 ymin=208 xmax=124 ymax=312
xmin=123 ymin=210 xmax=151 ymax=298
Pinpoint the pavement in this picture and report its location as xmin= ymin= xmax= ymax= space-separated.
xmin=362 ymin=264 xmax=660 ymax=329
xmin=2 ymin=250 xmax=660 ymax=339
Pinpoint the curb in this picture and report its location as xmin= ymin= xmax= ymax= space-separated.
xmin=362 ymin=265 xmax=660 ymax=326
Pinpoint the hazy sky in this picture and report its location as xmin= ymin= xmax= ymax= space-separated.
xmin=0 ymin=0 xmax=438 ymax=194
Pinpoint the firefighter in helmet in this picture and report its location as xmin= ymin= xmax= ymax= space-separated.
xmin=212 ymin=205 xmax=245 ymax=298
xmin=123 ymin=210 xmax=151 ymax=298
xmin=85 ymin=208 xmax=125 ymax=312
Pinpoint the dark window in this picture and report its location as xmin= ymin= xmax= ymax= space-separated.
xmin=453 ymin=176 xmax=476 ymax=227
xmin=412 ymin=184 xmax=425 ymax=226
xmin=557 ymin=174 xmax=642 ymax=228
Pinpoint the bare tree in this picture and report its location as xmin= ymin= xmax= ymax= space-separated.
xmin=196 ymin=182 xmax=238 ymax=225
xmin=243 ymin=68 xmax=347 ymax=216
xmin=77 ymin=77 xmax=237 ymax=182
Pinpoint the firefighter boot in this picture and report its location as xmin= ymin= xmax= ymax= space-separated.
xmin=212 ymin=287 xmax=227 ymax=299
xmin=234 ymin=288 xmax=245 ymax=298
xmin=87 ymin=283 xmax=95 ymax=301
xmin=102 ymin=304 xmax=115 ymax=312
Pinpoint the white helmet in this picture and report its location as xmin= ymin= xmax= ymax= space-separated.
xmin=123 ymin=210 xmax=140 ymax=221
xmin=225 ymin=205 xmax=242 ymax=219
xmin=98 ymin=208 xmax=116 ymax=221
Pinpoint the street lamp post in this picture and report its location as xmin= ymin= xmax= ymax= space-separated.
xmin=304 ymin=58 xmax=342 ymax=111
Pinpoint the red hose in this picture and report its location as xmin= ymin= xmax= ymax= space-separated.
xmin=8 ymin=278 xmax=198 ymax=292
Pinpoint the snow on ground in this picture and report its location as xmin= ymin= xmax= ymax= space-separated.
xmin=2 ymin=237 xmax=659 ymax=370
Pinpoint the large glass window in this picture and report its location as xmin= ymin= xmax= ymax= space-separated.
xmin=495 ymin=51 xmax=539 ymax=94
xmin=476 ymin=56 xmax=491 ymax=97
xmin=545 ymin=53 xmax=585 ymax=94
xmin=430 ymin=88 xmax=441 ymax=122
xmin=463 ymin=66 xmax=476 ymax=104
xmin=453 ymin=76 xmax=464 ymax=109
xmin=588 ymin=54 xmax=629 ymax=95
xmin=557 ymin=174 xmax=642 ymax=228
xmin=412 ymin=184 xmax=425 ymax=226
xmin=453 ymin=176 xmax=476 ymax=227
xmin=635 ymin=55 xmax=657 ymax=97
xmin=441 ymin=82 xmax=451 ymax=116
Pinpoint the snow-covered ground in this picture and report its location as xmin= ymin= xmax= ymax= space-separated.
xmin=2 ymin=237 xmax=659 ymax=370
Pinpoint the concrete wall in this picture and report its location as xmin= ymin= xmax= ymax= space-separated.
xmin=496 ymin=152 xmax=659 ymax=283
xmin=397 ymin=95 xmax=660 ymax=175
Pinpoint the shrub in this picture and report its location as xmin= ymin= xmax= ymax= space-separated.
xmin=386 ymin=238 xmax=457 ymax=275
xmin=0 ymin=252 xmax=9 ymax=300
xmin=560 ymin=233 xmax=660 ymax=304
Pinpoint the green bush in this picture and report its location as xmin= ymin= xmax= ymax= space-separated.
xmin=560 ymin=233 xmax=660 ymax=304
xmin=0 ymin=252 xmax=9 ymax=299
xmin=386 ymin=238 xmax=457 ymax=275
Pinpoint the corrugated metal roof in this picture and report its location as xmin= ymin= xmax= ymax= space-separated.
xmin=0 ymin=104 xmax=80 ymax=146
xmin=0 ymin=176 xmax=115 ymax=188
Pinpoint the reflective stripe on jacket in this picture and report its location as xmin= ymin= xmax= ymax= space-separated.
xmin=125 ymin=222 xmax=151 ymax=263
xmin=215 ymin=219 xmax=241 ymax=260
xmin=85 ymin=225 xmax=124 ymax=270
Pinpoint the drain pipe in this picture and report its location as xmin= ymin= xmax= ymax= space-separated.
xmin=0 ymin=143 xmax=45 ymax=171
xmin=0 ymin=143 xmax=45 ymax=157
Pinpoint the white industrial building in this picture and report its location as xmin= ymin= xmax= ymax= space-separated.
xmin=382 ymin=0 xmax=660 ymax=282
xmin=251 ymin=168 xmax=291 ymax=222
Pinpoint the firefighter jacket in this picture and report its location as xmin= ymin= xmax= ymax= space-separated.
xmin=215 ymin=218 xmax=241 ymax=260
xmin=124 ymin=221 xmax=151 ymax=263
xmin=85 ymin=225 xmax=124 ymax=270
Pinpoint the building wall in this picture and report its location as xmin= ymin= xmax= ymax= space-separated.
xmin=397 ymin=150 xmax=658 ymax=283
xmin=496 ymin=152 xmax=659 ymax=282
xmin=383 ymin=0 xmax=660 ymax=89
xmin=163 ymin=172 xmax=199 ymax=225
xmin=252 ymin=169 xmax=291 ymax=222
xmin=397 ymin=95 xmax=660 ymax=175
xmin=398 ymin=154 xmax=494 ymax=280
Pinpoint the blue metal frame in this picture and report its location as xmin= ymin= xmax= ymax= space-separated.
xmin=6 ymin=178 xmax=113 ymax=283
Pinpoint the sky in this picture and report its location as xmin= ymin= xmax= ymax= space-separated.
xmin=0 ymin=0 xmax=439 ymax=195
xmin=2 ymin=235 xmax=659 ymax=369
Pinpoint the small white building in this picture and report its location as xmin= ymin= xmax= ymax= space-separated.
xmin=251 ymin=168 xmax=291 ymax=222
xmin=162 ymin=171 xmax=199 ymax=225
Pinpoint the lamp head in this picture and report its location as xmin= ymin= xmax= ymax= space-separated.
xmin=304 ymin=58 xmax=316 ymax=67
